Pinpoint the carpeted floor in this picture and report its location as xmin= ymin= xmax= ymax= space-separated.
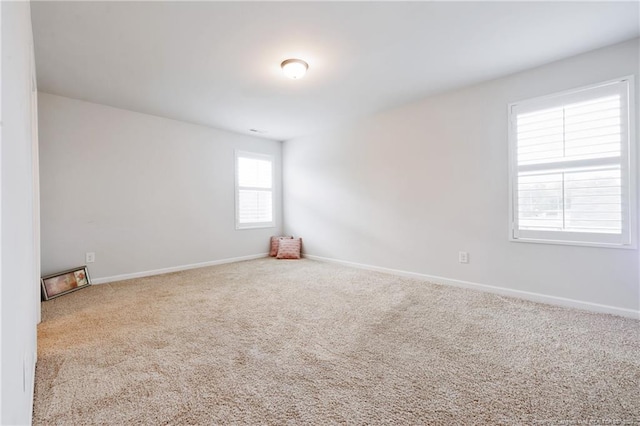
xmin=34 ymin=258 xmax=639 ymax=425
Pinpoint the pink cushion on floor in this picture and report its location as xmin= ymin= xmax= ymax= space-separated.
xmin=276 ymin=237 xmax=302 ymax=259
xmin=270 ymin=236 xmax=292 ymax=257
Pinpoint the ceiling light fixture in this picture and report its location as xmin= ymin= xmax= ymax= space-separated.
xmin=281 ymin=59 xmax=308 ymax=80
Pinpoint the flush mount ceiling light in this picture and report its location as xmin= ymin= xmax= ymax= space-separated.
xmin=281 ymin=59 xmax=308 ymax=80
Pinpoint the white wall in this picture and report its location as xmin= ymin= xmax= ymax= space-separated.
xmin=39 ymin=93 xmax=282 ymax=281
xmin=1 ymin=1 xmax=40 ymax=424
xmin=283 ymin=38 xmax=640 ymax=317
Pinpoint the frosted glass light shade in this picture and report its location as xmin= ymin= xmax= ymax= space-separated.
xmin=281 ymin=59 xmax=308 ymax=79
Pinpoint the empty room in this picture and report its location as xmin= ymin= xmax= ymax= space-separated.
xmin=1 ymin=0 xmax=639 ymax=424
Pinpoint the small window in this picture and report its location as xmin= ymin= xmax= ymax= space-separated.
xmin=235 ymin=151 xmax=274 ymax=229
xmin=508 ymin=77 xmax=636 ymax=248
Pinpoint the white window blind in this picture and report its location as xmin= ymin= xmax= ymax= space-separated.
xmin=235 ymin=151 xmax=274 ymax=229
xmin=509 ymin=78 xmax=636 ymax=248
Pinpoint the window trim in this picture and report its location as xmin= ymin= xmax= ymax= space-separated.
xmin=507 ymin=76 xmax=637 ymax=249
xmin=234 ymin=150 xmax=276 ymax=230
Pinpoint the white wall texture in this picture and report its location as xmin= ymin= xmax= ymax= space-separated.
xmin=1 ymin=1 xmax=40 ymax=424
xmin=283 ymin=38 xmax=640 ymax=316
xmin=38 ymin=93 xmax=282 ymax=281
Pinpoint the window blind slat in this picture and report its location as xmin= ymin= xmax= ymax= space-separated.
xmin=564 ymin=97 xmax=619 ymax=116
xmin=565 ymin=116 xmax=620 ymax=132
xmin=519 ymin=144 xmax=618 ymax=160
xmin=516 ymin=119 xmax=564 ymax=134
xmin=517 ymin=108 xmax=563 ymax=124
xmin=564 ymin=107 xmax=621 ymax=124
xmin=517 ymin=128 xmax=563 ymax=140
xmin=564 ymin=125 xmax=621 ymax=141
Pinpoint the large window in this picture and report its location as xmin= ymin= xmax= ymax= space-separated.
xmin=235 ymin=151 xmax=274 ymax=229
xmin=508 ymin=77 xmax=636 ymax=248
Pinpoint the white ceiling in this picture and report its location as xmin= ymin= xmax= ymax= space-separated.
xmin=31 ymin=1 xmax=639 ymax=141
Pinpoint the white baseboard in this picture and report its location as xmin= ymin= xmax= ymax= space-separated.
xmin=91 ymin=253 xmax=269 ymax=285
xmin=303 ymin=254 xmax=639 ymax=320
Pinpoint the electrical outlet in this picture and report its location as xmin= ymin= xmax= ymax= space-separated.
xmin=458 ymin=251 xmax=469 ymax=264
xmin=86 ymin=252 xmax=95 ymax=263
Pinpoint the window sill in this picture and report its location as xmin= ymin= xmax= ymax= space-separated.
xmin=236 ymin=223 xmax=276 ymax=230
xmin=509 ymin=236 xmax=636 ymax=250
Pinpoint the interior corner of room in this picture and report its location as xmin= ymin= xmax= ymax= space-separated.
xmin=1 ymin=1 xmax=639 ymax=424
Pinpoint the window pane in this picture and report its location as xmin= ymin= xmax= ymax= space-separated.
xmin=564 ymin=168 xmax=621 ymax=234
xmin=516 ymin=95 xmax=622 ymax=166
xmin=517 ymin=168 xmax=622 ymax=234
xmin=238 ymin=190 xmax=272 ymax=224
xmin=517 ymin=107 xmax=564 ymax=165
xmin=563 ymin=96 xmax=621 ymax=162
xmin=518 ymin=173 xmax=563 ymax=230
xmin=238 ymin=157 xmax=272 ymax=188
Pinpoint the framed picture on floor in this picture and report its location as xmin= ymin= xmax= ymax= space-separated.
xmin=41 ymin=266 xmax=91 ymax=301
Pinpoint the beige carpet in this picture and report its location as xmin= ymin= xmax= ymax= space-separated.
xmin=34 ymin=258 xmax=639 ymax=425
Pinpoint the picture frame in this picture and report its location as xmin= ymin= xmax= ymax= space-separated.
xmin=41 ymin=266 xmax=91 ymax=301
